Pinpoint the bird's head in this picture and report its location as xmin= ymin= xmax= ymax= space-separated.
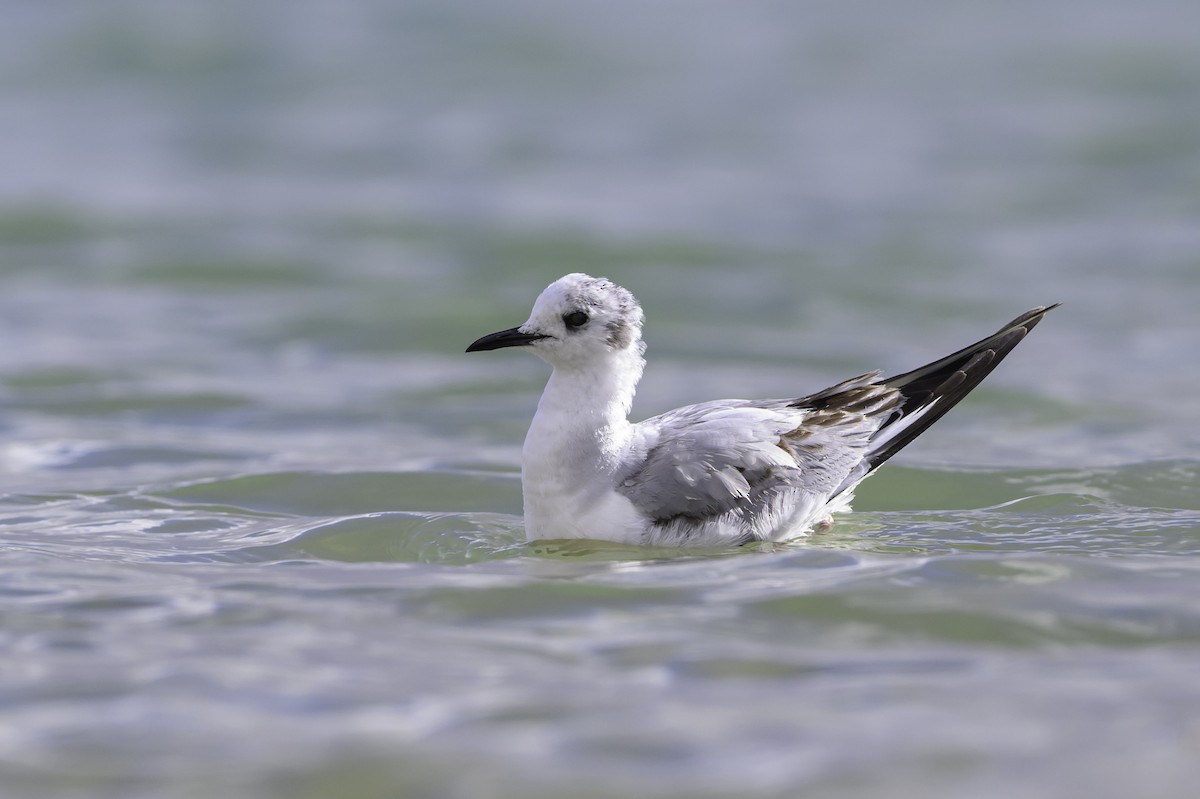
xmin=466 ymin=273 xmax=645 ymax=370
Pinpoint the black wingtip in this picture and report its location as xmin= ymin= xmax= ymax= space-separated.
xmin=861 ymin=303 xmax=1059 ymax=473
xmin=1003 ymin=302 xmax=1061 ymax=333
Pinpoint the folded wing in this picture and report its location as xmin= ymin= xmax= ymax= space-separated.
xmin=615 ymin=304 xmax=1058 ymax=543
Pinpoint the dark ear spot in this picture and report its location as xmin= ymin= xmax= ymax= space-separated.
xmin=605 ymin=318 xmax=634 ymax=348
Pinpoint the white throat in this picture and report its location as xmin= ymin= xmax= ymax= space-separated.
xmin=520 ymin=347 xmax=646 ymax=541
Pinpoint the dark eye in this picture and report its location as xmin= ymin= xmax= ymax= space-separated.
xmin=563 ymin=310 xmax=589 ymax=329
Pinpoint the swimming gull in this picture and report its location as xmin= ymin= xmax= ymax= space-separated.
xmin=467 ymin=273 xmax=1057 ymax=547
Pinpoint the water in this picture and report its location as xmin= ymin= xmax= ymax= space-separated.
xmin=3 ymin=1 xmax=1199 ymax=797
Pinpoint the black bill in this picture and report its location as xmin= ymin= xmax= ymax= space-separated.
xmin=465 ymin=327 xmax=547 ymax=352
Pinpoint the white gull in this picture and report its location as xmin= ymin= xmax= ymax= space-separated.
xmin=467 ymin=273 xmax=1057 ymax=547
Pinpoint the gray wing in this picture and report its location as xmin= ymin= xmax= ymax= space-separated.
xmin=615 ymin=304 xmax=1058 ymax=537
xmin=616 ymin=374 xmax=899 ymax=528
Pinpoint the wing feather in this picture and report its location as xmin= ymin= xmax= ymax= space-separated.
xmin=615 ymin=305 xmax=1058 ymax=541
xmin=617 ymin=398 xmax=883 ymax=531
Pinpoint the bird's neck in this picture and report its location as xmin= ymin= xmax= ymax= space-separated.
xmin=525 ymin=349 xmax=644 ymax=472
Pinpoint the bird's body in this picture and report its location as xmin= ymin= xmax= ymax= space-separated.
xmin=467 ymin=273 xmax=1056 ymax=547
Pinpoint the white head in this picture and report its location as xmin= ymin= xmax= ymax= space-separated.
xmin=466 ymin=273 xmax=645 ymax=370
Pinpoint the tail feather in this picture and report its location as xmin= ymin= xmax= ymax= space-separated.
xmin=862 ymin=303 xmax=1060 ymax=473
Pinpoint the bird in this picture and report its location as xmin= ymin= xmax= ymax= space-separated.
xmin=466 ymin=273 xmax=1057 ymax=547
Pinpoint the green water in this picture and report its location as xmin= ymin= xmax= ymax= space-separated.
xmin=3 ymin=1 xmax=1199 ymax=798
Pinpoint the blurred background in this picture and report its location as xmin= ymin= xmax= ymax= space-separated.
xmin=2 ymin=1 xmax=1199 ymax=798
xmin=3 ymin=0 xmax=1198 ymax=467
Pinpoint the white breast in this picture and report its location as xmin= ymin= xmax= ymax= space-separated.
xmin=521 ymin=474 xmax=647 ymax=543
xmin=520 ymin=413 xmax=648 ymax=544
